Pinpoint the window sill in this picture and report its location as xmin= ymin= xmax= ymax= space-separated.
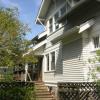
xmin=44 ymin=70 xmax=56 ymax=73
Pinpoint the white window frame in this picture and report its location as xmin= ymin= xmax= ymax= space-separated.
xmin=50 ymin=51 xmax=56 ymax=71
xmin=92 ymin=35 xmax=100 ymax=51
xmin=54 ymin=11 xmax=60 ymax=31
xmin=45 ymin=51 xmax=56 ymax=72
xmin=49 ymin=18 xmax=53 ymax=33
xmin=45 ymin=54 xmax=50 ymax=71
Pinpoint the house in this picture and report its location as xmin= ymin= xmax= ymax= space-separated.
xmin=30 ymin=0 xmax=100 ymax=96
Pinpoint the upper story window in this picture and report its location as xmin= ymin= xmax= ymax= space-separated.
xmin=66 ymin=2 xmax=71 ymax=11
xmin=51 ymin=52 xmax=55 ymax=70
xmin=54 ymin=12 xmax=59 ymax=30
xmin=93 ymin=36 xmax=100 ymax=49
xmin=61 ymin=4 xmax=67 ymax=16
xmin=49 ymin=18 xmax=53 ymax=32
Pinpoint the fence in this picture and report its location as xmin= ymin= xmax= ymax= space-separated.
xmin=58 ymin=82 xmax=100 ymax=100
xmin=0 ymin=82 xmax=35 ymax=100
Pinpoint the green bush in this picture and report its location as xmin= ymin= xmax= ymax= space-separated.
xmin=0 ymin=82 xmax=36 ymax=100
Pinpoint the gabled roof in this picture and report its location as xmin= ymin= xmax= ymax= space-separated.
xmin=36 ymin=0 xmax=51 ymax=24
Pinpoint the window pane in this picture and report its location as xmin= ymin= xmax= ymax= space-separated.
xmin=93 ymin=36 xmax=99 ymax=48
xmin=49 ymin=25 xmax=53 ymax=32
xmin=51 ymin=52 xmax=55 ymax=70
xmin=61 ymin=5 xmax=66 ymax=15
xmin=54 ymin=12 xmax=59 ymax=22
xmin=67 ymin=2 xmax=71 ymax=11
xmin=54 ymin=12 xmax=59 ymax=30
xmin=49 ymin=18 xmax=52 ymax=24
xmin=49 ymin=18 xmax=53 ymax=32
xmin=46 ymin=54 xmax=49 ymax=71
xmin=55 ymin=23 xmax=59 ymax=30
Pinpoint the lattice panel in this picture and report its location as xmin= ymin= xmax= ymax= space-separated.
xmin=58 ymin=82 xmax=100 ymax=100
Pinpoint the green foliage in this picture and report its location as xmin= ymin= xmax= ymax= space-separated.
xmin=0 ymin=83 xmax=36 ymax=100
xmin=88 ymin=50 xmax=100 ymax=97
xmin=0 ymin=7 xmax=36 ymax=67
xmin=96 ymin=66 xmax=100 ymax=72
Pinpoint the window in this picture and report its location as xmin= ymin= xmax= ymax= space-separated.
xmin=54 ymin=12 xmax=59 ymax=30
xmin=66 ymin=2 xmax=71 ymax=11
xmin=93 ymin=36 xmax=99 ymax=48
xmin=51 ymin=52 xmax=55 ymax=70
xmin=49 ymin=18 xmax=53 ymax=32
xmin=46 ymin=54 xmax=49 ymax=71
xmin=61 ymin=5 xmax=66 ymax=16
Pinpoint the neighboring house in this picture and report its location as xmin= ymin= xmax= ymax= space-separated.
xmin=30 ymin=0 xmax=100 ymax=96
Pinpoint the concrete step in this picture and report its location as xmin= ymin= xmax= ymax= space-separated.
xmin=32 ymin=98 xmax=56 ymax=100
xmin=35 ymin=87 xmax=48 ymax=91
xmin=36 ymin=95 xmax=53 ymax=98
xmin=34 ymin=82 xmax=56 ymax=100
xmin=36 ymin=91 xmax=51 ymax=95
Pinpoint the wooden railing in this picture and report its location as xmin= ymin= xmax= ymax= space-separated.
xmin=58 ymin=82 xmax=100 ymax=100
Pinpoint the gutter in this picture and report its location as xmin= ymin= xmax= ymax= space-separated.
xmin=35 ymin=0 xmax=45 ymax=24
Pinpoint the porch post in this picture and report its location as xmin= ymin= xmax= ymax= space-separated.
xmin=25 ymin=63 xmax=28 ymax=82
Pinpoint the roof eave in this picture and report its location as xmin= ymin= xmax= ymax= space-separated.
xmin=35 ymin=0 xmax=46 ymax=24
xmin=35 ymin=0 xmax=51 ymax=24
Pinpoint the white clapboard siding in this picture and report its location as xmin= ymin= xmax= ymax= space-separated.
xmin=82 ymin=16 xmax=100 ymax=81
xmin=62 ymin=39 xmax=85 ymax=82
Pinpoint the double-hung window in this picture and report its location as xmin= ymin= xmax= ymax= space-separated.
xmin=61 ymin=4 xmax=67 ymax=16
xmin=51 ymin=52 xmax=55 ymax=71
xmin=93 ymin=36 xmax=100 ymax=49
xmin=54 ymin=12 xmax=59 ymax=30
xmin=45 ymin=51 xmax=56 ymax=72
xmin=46 ymin=54 xmax=49 ymax=71
xmin=49 ymin=18 xmax=53 ymax=33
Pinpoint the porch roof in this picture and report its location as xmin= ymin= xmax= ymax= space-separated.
xmin=32 ymin=39 xmax=47 ymax=51
xmin=52 ymin=19 xmax=94 ymax=42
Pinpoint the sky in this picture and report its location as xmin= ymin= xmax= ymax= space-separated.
xmin=0 ymin=0 xmax=44 ymax=40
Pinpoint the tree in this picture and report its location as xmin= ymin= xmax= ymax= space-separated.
xmin=0 ymin=7 xmax=36 ymax=67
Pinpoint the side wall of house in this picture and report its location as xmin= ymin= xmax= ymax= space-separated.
xmin=62 ymin=38 xmax=85 ymax=82
xmin=82 ymin=14 xmax=100 ymax=81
